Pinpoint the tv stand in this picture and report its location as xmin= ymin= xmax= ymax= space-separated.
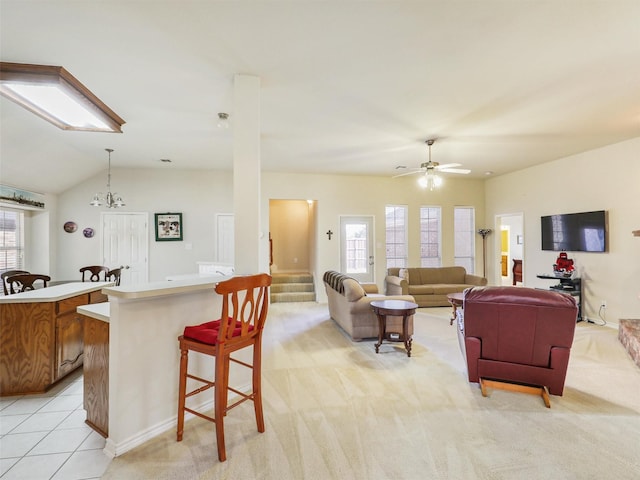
xmin=537 ymin=274 xmax=582 ymax=322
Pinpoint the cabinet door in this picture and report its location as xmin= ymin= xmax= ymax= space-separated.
xmin=56 ymin=313 xmax=84 ymax=380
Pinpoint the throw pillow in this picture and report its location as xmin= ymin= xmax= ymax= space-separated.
xmin=398 ymin=268 xmax=409 ymax=283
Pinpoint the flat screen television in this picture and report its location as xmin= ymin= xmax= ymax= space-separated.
xmin=541 ymin=210 xmax=607 ymax=252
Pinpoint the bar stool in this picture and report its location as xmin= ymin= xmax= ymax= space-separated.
xmin=106 ymin=267 xmax=122 ymax=286
xmin=2 ymin=269 xmax=29 ymax=295
xmin=80 ymin=265 xmax=109 ymax=282
xmin=7 ymin=273 xmax=50 ymax=293
xmin=176 ymin=273 xmax=272 ymax=462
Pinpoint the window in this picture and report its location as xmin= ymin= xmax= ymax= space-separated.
xmin=0 ymin=208 xmax=25 ymax=275
xmin=385 ymin=205 xmax=407 ymax=268
xmin=420 ymin=206 xmax=441 ymax=267
xmin=454 ymin=206 xmax=475 ymax=273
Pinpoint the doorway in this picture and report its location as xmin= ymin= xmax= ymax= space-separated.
xmin=215 ymin=214 xmax=234 ymax=265
xmin=340 ymin=215 xmax=374 ymax=283
xmin=495 ymin=213 xmax=524 ymax=286
xmin=269 ymin=200 xmax=314 ymax=273
xmin=101 ymin=212 xmax=149 ymax=285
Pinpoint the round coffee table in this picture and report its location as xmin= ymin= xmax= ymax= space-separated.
xmin=447 ymin=292 xmax=464 ymax=326
xmin=370 ymin=299 xmax=418 ymax=357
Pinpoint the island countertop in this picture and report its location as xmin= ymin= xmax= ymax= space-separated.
xmin=78 ymin=302 xmax=110 ymax=323
xmin=0 ymin=281 xmax=114 ymax=304
xmin=102 ymin=274 xmax=227 ymax=300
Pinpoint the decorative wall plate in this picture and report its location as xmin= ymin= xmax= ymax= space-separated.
xmin=83 ymin=227 xmax=95 ymax=238
xmin=63 ymin=221 xmax=77 ymax=233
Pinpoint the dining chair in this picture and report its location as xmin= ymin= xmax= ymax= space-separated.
xmin=2 ymin=269 xmax=30 ymax=295
xmin=176 ymin=273 xmax=272 ymax=462
xmin=80 ymin=265 xmax=109 ymax=282
xmin=106 ymin=267 xmax=122 ymax=286
xmin=7 ymin=273 xmax=51 ymax=293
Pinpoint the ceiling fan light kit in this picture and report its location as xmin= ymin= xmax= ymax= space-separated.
xmin=393 ymin=138 xmax=470 ymax=190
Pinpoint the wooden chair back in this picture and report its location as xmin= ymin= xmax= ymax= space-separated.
xmin=2 ymin=269 xmax=29 ymax=295
xmin=80 ymin=265 xmax=109 ymax=282
xmin=215 ymin=273 xmax=272 ymax=346
xmin=106 ymin=267 xmax=122 ymax=286
xmin=7 ymin=273 xmax=51 ymax=293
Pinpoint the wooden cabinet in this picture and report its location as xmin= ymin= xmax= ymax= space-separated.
xmin=82 ymin=314 xmax=109 ymax=437
xmin=56 ymin=312 xmax=84 ymax=381
xmin=0 ymin=284 xmax=108 ymax=396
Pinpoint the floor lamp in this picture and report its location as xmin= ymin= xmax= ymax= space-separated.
xmin=477 ymin=229 xmax=492 ymax=278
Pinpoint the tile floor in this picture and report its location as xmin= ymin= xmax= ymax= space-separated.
xmin=0 ymin=369 xmax=112 ymax=479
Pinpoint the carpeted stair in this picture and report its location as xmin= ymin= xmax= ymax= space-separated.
xmin=270 ymin=272 xmax=316 ymax=303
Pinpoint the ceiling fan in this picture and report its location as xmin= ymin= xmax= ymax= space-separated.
xmin=393 ymin=139 xmax=470 ymax=190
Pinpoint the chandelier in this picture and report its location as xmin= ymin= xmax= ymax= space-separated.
xmin=90 ymin=148 xmax=125 ymax=208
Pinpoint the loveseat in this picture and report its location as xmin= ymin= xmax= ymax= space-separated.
xmin=385 ymin=267 xmax=487 ymax=307
xmin=323 ymin=271 xmax=416 ymax=340
xmin=459 ymin=286 xmax=578 ymax=398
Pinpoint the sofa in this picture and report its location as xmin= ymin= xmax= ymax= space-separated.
xmin=459 ymin=286 xmax=578 ymax=399
xmin=385 ymin=266 xmax=487 ymax=307
xmin=323 ymin=271 xmax=416 ymax=340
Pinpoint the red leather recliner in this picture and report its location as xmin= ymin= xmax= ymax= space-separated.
xmin=459 ymin=286 xmax=578 ymax=398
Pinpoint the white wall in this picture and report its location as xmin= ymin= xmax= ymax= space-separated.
xmin=52 ymin=169 xmax=484 ymax=295
xmin=262 ymin=172 xmax=486 ymax=299
xmin=485 ymin=137 xmax=640 ymax=326
xmin=47 ymin=136 xmax=640 ymax=325
xmin=56 ymin=169 xmax=233 ymax=282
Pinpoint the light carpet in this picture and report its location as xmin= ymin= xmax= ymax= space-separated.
xmin=102 ymin=303 xmax=640 ymax=479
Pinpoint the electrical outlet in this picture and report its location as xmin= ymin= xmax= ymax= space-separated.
xmin=600 ymin=300 xmax=607 ymax=309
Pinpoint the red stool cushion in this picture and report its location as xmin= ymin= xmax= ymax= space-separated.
xmin=183 ymin=318 xmax=253 ymax=345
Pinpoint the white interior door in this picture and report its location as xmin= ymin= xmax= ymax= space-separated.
xmin=340 ymin=215 xmax=374 ymax=283
xmin=101 ymin=212 xmax=149 ymax=285
xmin=216 ymin=214 xmax=234 ymax=265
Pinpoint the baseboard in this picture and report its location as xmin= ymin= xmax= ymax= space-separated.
xmin=103 ymin=383 xmax=249 ymax=458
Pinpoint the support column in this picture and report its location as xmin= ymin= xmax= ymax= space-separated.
xmin=233 ymin=74 xmax=261 ymax=274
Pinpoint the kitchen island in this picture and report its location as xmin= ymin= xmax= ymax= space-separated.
xmin=0 ymin=282 xmax=112 ymax=396
xmin=91 ymin=275 xmax=235 ymax=457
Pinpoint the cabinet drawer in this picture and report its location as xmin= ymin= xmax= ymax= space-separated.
xmin=57 ymin=294 xmax=90 ymax=315
xmin=89 ymin=291 xmax=108 ymax=304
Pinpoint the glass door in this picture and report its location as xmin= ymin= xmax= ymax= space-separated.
xmin=340 ymin=216 xmax=374 ymax=283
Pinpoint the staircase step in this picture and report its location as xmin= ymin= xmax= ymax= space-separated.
xmin=271 ymin=273 xmax=313 ymax=284
xmin=271 ymin=291 xmax=316 ymax=303
xmin=269 ymin=272 xmax=316 ymax=303
xmin=271 ymin=282 xmax=315 ymax=293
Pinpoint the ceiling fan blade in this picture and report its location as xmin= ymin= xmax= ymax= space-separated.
xmin=392 ymin=169 xmax=424 ymax=178
xmin=435 ymin=163 xmax=462 ymax=169
xmin=439 ymin=168 xmax=471 ymax=174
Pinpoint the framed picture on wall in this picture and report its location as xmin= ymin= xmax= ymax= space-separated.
xmin=155 ymin=213 xmax=183 ymax=241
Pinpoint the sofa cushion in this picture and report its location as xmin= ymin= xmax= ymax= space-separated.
xmin=409 ymin=266 xmax=466 ymax=285
xmin=431 ymin=284 xmax=469 ymax=295
xmin=408 ymin=285 xmax=436 ymax=295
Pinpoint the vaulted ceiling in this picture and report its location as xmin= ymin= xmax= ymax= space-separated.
xmin=1 ymin=1 xmax=639 ymax=195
